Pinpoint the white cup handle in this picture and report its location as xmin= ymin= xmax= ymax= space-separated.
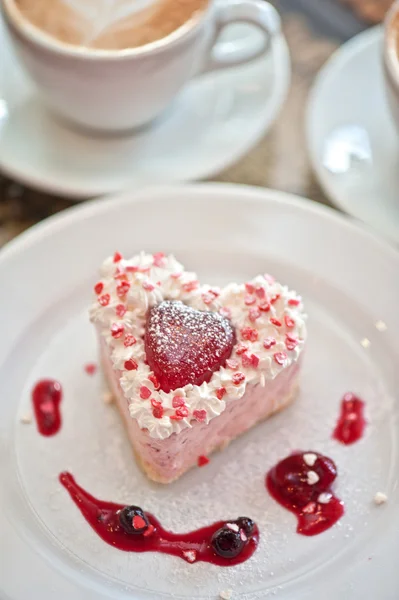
xmin=202 ymin=0 xmax=281 ymax=73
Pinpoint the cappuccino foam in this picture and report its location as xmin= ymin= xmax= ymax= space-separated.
xmin=12 ymin=0 xmax=209 ymax=50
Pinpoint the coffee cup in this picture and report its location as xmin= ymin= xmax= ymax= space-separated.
xmin=1 ymin=0 xmax=284 ymax=133
xmin=383 ymin=0 xmax=399 ymax=131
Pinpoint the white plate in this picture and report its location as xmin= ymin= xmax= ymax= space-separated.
xmin=0 ymin=183 xmax=398 ymax=600
xmin=0 ymin=18 xmax=290 ymax=199
xmin=306 ymin=26 xmax=399 ymax=246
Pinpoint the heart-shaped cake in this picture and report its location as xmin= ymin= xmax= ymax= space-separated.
xmin=90 ymin=252 xmax=307 ymax=483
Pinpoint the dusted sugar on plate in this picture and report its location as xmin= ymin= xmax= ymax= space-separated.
xmin=90 ymin=252 xmax=307 ymax=483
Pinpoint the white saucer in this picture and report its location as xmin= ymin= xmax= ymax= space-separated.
xmin=0 ymin=18 xmax=290 ymax=199
xmin=306 ymin=26 xmax=399 ymax=245
xmin=0 ymin=183 xmax=398 ymax=600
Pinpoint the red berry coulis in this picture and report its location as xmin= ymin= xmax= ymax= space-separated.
xmin=333 ymin=393 xmax=366 ymax=445
xmin=59 ymin=472 xmax=258 ymax=566
xmin=266 ymin=452 xmax=344 ymax=536
xmin=32 ymin=379 xmax=63 ymax=436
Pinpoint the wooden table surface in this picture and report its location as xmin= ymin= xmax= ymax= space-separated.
xmin=0 ymin=1 xmax=388 ymax=248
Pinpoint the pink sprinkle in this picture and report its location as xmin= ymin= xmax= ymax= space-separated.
xmin=172 ymin=396 xmax=186 ymax=408
xmin=216 ymin=387 xmax=226 ymax=400
xmin=263 ymin=337 xmax=276 ymax=349
xmin=115 ymin=304 xmax=127 ymax=317
xmin=209 ymin=287 xmax=220 ymax=298
xmin=197 ymin=455 xmax=209 ymax=467
xmin=249 ymin=307 xmax=260 ymax=322
xmin=232 ymin=372 xmax=245 ymax=385
xmin=125 ymin=265 xmax=139 ymax=273
xmin=270 ymin=294 xmax=280 ymax=304
xmin=259 ymin=301 xmax=271 ymax=312
xmin=241 ymin=353 xmax=253 ymax=368
xmin=274 ymin=351 xmax=288 ymax=366
xmin=124 ymin=359 xmax=138 ymax=371
xmin=288 ymin=298 xmax=301 ymax=306
xmin=153 ymin=406 xmax=164 ymax=419
xmin=140 ymin=386 xmax=151 ymax=400
xmin=219 ymin=307 xmax=231 ymax=319
xmin=245 ymin=282 xmax=255 ymax=294
xmin=116 ymin=281 xmax=130 ymax=297
xmin=226 ymin=359 xmax=239 ymax=370
xmin=111 ymin=323 xmax=124 ymax=338
xmin=98 ymin=293 xmax=110 ymax=306
xmin=241 ymin=327 xmax=258 ymax=342
xmin=235 ymin=343 xmax=248 ymax=355
xmin=170 ymin=272 xmax=182 ymax=279
xmin=142 ymin=280 xmax=155 ymax=292
xmin=193 ymin=409 xmax=207 ymax=422
xmin=153 ymin=252 xmax=166 ymax=267
xmin=133 ymin=515 xmax=147 ymax=530
xmin=94 ymin=282 xmax=103 ymax=295
xmin=124 ymin=334 xmax=137 ymax=347
xmin=170 ymin=414 xmax=184 ymax=421
xmin=151 ymin=398 xmax=162 ymax=408
xmin=175 ymin=406 xmax=189 ymax=418
xmin=244 ymin=294 xmax=256 ymax=306
xmin=113 ymin=251 xmax=123 ymax=263
xmin=242 ymin=353 xmax=260 ymax=368
xmin=285 ymin=315 xmax=295 ymax=329
xmin=285 ymin=334 xmax=298 ymax=351
xmin=202 ymin=292 xmax=215 ymax=305
xmin=182 ymin=280 xmax=199 ymax=292
xmin=270 ymin=318 xmax=282 ymax=327
xmin=84 ymin=363 xmax=97 ymax=375
xmin=183 ymin=549 xmax=197 ymax=563
xmin=148 ymin=373 xmax=160 ymax=390
xmin=255 ymin=286 xmax=266 ymax=299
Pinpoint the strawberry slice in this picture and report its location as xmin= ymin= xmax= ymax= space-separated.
xmin=144 ymin=301 xmax=235 ymax=392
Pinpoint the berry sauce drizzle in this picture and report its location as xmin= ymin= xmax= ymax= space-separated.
xmin=266 ymin=452 xmax=344 ymax=536
xmin=32 ymin=379 xmax=63 ymax=436
xmin=59 ymin=472 xmax=259 ymax=566
xmin=333 ymin=392 xmax=366 ymax=445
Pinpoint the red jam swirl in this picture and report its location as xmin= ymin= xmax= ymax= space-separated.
xmin=59 ymin=472 xmax=259 ymax=566
xmin=32 ymin=379 xmax=63 ymax=436
xmin=333 ymin=392 xmax=366 ymax=445
xmin=266 ymin=451 xmax=344 ymax=536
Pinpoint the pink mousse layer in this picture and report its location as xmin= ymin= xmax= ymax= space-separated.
xmin=101 ymin=339 xmax=301 ymax=483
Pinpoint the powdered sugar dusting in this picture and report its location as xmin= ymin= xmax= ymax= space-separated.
xmin=145 ymin=300 xmax=235 ymax=392
xmin=90 ymin=252 xmax=307 ymax=439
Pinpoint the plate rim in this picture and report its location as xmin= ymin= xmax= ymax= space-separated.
xmin=1 ymin=182 xmax=397 ymax=266
xmin=305 ymin=25 xmax=399 ymax=245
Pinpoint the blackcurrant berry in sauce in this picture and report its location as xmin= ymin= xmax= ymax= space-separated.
xmin=211 ymin=525 xmax=245 ymax=558
xmin=236 ymin=517 xmax=255 ymax=536
xmin=119 ymin=505 xmax=149 ymax=535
